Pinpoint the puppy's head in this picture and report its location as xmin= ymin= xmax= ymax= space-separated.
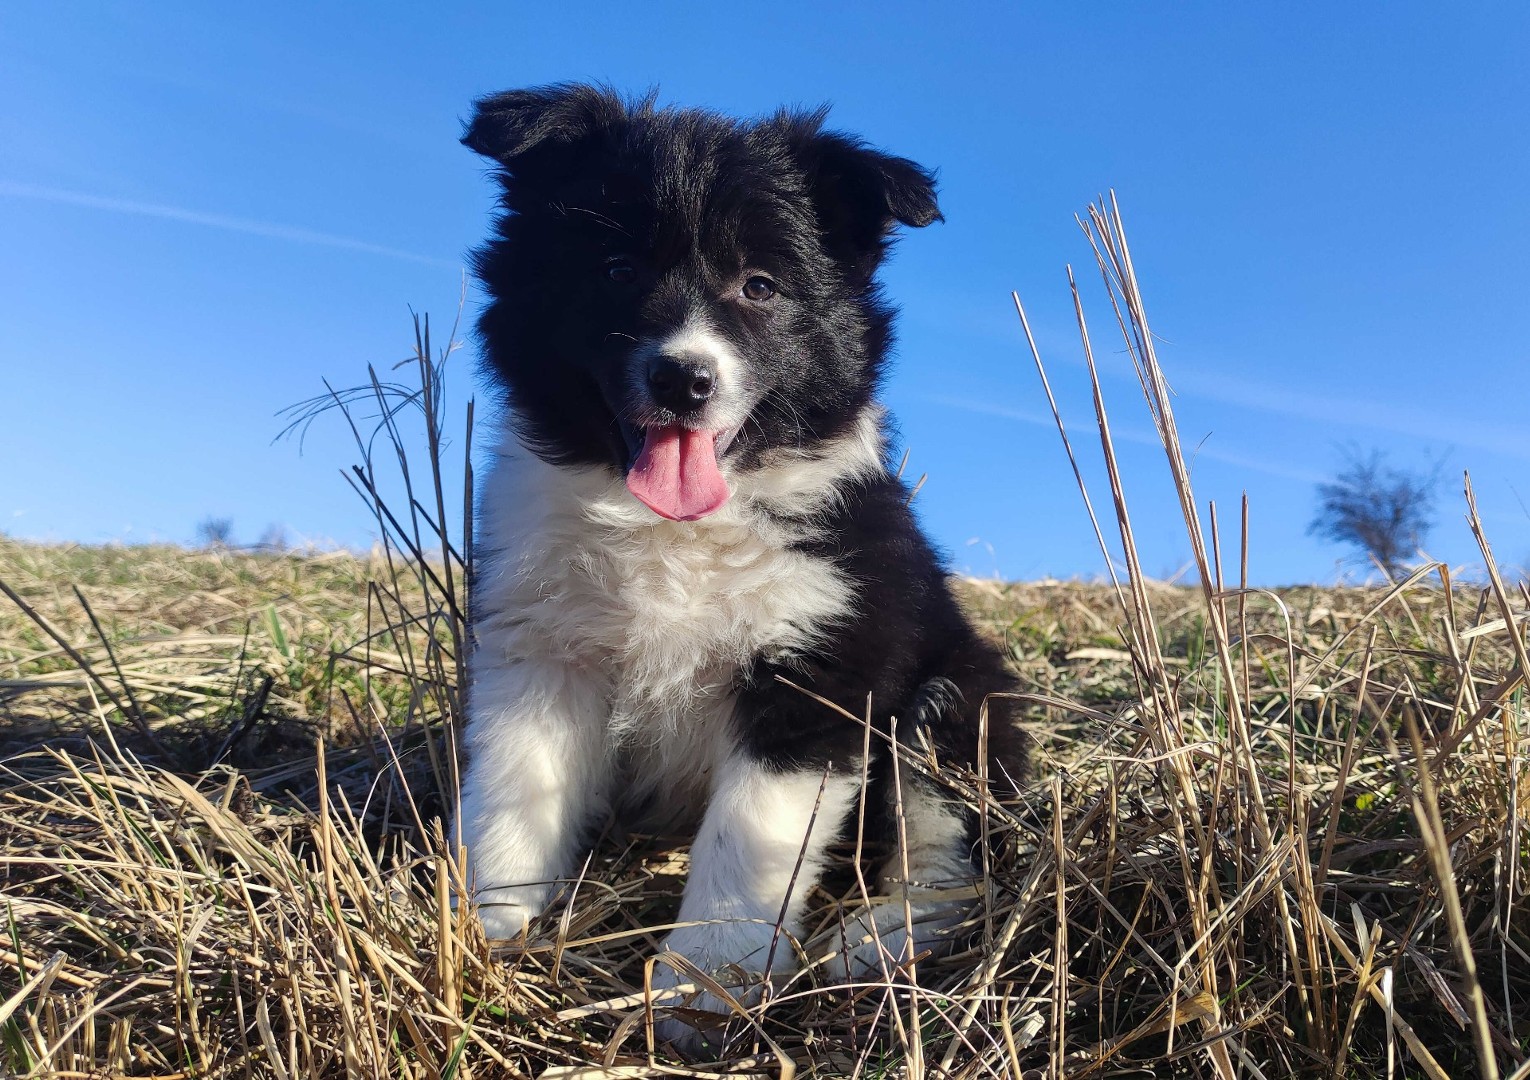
xmin=465 ymin=83 xmax=940 ymax=521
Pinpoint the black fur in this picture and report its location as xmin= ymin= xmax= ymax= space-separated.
xmin=459 ymin=87 xmax=1031 ymax=1052
xmin=467 ymin=84 xmax=931 ymax=472
xmin=742 ymin=477 xmax=1026 ymax=783
xmin=464 ymin=82 xmax=1024 ymax=850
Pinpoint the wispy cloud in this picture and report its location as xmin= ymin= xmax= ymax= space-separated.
xmin=1166 ymin=367 xmax=1530 ymax=462
xmin=927 ymin=394 xmax=1329 ymax=484
xmin=995 ymin=314 xmax=1529 ymax=462
xmin=919 ymin=296 xmax=1529 ymax=463
xmin=0 ymin=180 xmax=457 ymax=267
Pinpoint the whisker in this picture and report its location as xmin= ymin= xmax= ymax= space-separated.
xmin=567 ymin=206 xmax=631 ymax=235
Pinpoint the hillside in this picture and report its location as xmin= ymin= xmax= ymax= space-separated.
xmin=3 ymin=536 xmax=1525 ymax=1078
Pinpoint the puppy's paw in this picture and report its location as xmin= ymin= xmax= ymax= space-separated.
xmin=650 ymin=918 xmax=792 ymax=1057
xmin=809 ymin=889 xmax=974 ymax=981
xmin=472 ymin=885 xmax=550 ymax=942
xmin=654 ymin=1009 xmax=733 ymax=1060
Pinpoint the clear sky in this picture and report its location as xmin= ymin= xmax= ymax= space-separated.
xmin=3 ymin=2 xmax=1527 ymax=584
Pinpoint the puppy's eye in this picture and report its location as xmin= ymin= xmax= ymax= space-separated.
xmin=606 ymin=259 xmax=636 ymax=285
xmin=742 ymin=275 xmax=777 ymax=302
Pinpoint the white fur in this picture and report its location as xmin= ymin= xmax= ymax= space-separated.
xmin=651 ymin=756 xmax=860 ymax=1053
xmin=810 ymin=889 xmax=973 ymax=982
xmin=811 ymin=779 xmax=976 ymax=980
xmin=458 ymin=406 xmax=886 ymax=936
xmin=741 ymin=404 xmax=887 ymax=515
xmin=455 ymin=658 xmax=610 ymax=937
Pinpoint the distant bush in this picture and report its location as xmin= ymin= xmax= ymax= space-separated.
xmin=256 ymin=524 xmax=289 ymax=552
xmin=1309 ymin=447 xmax=1437 ymax=579
xmin=196 ymin=516 xmax=235 ymax=548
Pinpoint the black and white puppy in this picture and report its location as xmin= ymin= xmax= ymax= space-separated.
xmin=455 ymin=84 xmax=1025 ymax=1050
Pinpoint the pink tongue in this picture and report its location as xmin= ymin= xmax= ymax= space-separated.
xmin=626 ymin=425 xmax=731 ymax=521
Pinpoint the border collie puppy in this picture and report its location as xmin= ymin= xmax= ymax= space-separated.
xmin=456 ymin=84 xmax=1025 ymax=1051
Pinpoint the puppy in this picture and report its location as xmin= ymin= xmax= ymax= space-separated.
xmin=454 ymin=84 xmax=1025 ymax=1053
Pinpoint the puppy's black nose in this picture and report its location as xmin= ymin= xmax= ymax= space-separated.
xmin=647 ymin=356 xmax=715 ymax=414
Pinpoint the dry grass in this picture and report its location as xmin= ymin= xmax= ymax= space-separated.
xmin=3 ymin=205 xmax=1527 ymax=1078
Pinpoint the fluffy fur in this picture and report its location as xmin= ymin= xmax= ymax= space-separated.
xmin=455 ymin=83 xmax=1026 ymax=1055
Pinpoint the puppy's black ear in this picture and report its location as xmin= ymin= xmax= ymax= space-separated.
xmin=785 ymin=112 xmax=943 ymax=272
xmin=462 ymin=83 xmax=627 ymax=185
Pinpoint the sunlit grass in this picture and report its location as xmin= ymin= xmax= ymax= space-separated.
xmin=2 ymin=207 xmax=1526 ymax=1078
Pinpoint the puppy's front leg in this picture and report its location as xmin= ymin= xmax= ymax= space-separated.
xmin=654 ymin=752 xmax=858 ymax=1054
xmin=455 ymin=658 xmax=609 ymax=940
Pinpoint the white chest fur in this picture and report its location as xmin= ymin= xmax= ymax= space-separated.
xmin=471 ymin=413 xmax=883 ymax=788
xmin=457 ymin=408 xmax=910 ymax=951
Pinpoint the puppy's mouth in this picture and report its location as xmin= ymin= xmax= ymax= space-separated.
xmin=621 ymin=423 xmax=738 ymax=521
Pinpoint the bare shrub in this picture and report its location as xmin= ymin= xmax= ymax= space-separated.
xmin=195 ymin=515 xmax=235 ymax=548
xmin=1309 ymin=446 xmax=1437 ymax=578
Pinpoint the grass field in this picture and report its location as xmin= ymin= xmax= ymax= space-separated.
xmin=3 ymin=201 xmax=1526 ymax=1078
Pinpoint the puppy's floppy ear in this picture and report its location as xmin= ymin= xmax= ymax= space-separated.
xmin=785 ymin=111 xmax=943 ymax=270
xmin=462 ymin=83 xmax=628 ymax=185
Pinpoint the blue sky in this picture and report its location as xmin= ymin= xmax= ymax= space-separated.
xmin=2 ymin=2 xmax=1526 ymax=584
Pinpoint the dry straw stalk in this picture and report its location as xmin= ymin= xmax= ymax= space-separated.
xmin=3 ymin=210 xmax=1527 ymax=1078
